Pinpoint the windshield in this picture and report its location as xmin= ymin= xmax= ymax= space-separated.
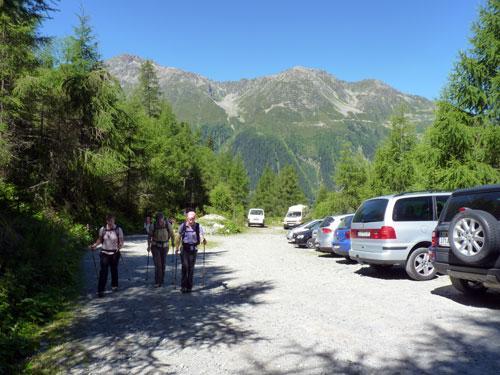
xmin=353 ymin=199 xmax=388 ymax=223
xmin=249 ymin=209 xmax=264 ymax=215
xmin=287 ymin=211 xmax=302 ymax=217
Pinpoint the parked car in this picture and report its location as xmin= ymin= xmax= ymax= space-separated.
xmin=286 ymin=219 xmax=322 ymax=243
xmin=430 ymin=184 xmax=500 ymax=295
xmin=332 ymin=215 xmax=355 ymax=259
xmin=316 ymin=214 xmax=353 ymax=253
xmin=283 ymin=204 xmax=308 ymax=229
xmin=294 ymin=220 xmax=323 ymax=248
xmin=247 ymin=208 xmax=265 ymax=227
xmin=350 ymin=191 xmax=450 ymax=280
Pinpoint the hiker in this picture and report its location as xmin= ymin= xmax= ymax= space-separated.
xmin=176 ymin=210 xmax=206 ymax=293
xmin=147 ymin=212 xmax=174 ymax=287
xmin=144 ymin=214 xmax=153 ymax=235
xmin=90 ymin=214 xmax=124 ymax=297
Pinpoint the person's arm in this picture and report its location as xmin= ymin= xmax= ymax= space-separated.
xmin=147 ymin=225 xmax=152 ymax=251
xmin=90 ymin=228 xmax=103 ymax=250
xmin=200 ymin=224 xmax=207 ymax=244
xmin=168 ymin=222 xmax=175 ymax=248
xmin=117 ymin=227 xmax=124 ymax=250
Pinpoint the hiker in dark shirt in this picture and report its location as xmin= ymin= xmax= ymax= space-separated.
xmin=176 ymin=210 xmax=206 ymax=293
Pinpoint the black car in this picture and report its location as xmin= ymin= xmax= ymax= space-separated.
xmin=293 ymin=220 xmax=322 ymax=248
xmin=430 ymin=184 xmax=500 ymax=296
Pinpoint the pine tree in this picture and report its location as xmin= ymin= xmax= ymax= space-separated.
xmin=252 ymin=166 xmax=278 ymax=215
xmin=138 ymin=60 xmax=161 ymax=118
xmin=228 ymin=155 xmax=250 ymax=206
xmin=276 ymin=165 xmax=306 ymax=214
xmin=371 ymin=108 xmax=417 ymax=195
xmin=417 ymin=0 xmax=500 ymax=189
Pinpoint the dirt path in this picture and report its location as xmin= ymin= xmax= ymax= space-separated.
xmin=60 ymin=227 xmax=500 ymax=374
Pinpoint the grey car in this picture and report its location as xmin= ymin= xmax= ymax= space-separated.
xmin=350 ymin=191 xmax=450 ymax=280
xmin=315 ymin=214 xmax=353 ymax=253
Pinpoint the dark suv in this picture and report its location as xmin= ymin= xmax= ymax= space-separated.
xmin=430 ymin=184 xmax=500 ymax=295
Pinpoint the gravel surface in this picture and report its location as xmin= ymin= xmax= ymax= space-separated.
xmin=62 ymin=227 xmax=500 ymax=374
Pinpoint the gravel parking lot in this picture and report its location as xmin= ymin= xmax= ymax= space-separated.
xmin=63 ymin=227 xmax=500 ymax=374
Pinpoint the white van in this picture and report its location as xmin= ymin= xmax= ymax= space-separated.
xmin=283 ymin=204 xmax=308 ymax=229
xmin=247 ymin=208 xmax=265 ymax=227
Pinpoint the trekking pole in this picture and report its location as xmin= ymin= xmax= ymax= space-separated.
xmin=173 ymin=250 xmax=178 ymax=289
xmin=91 ymin=249 xmax=99 ymax=281
xmin=202 ymin=241 xmax=206 ymax=287
xmin=146 ymin=248 xmax=150 ymax=281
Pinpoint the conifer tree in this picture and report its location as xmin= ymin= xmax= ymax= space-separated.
xmin=370 ymin=109 xmax=417 ymax=195
xmin=417 ymin=0 xmax=500 ymax=189
xmin=252 ymin=166 xmax=278 ymax=215
xmin=228 ymin=155 xmax=250 ymax=206
xmin=276 ymin=165 xmax=306 ymax=214
xmin=138 ymin=60 xmax=161 ymax=118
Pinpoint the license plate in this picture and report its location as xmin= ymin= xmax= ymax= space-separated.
xmin=357 ymin=231 xmax=370 ymax=237
xmin=439 ymin=237 xmax=449 ymax=247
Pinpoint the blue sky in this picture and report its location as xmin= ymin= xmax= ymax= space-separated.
xmin=41 ymin=0 xmax=485 ymax=99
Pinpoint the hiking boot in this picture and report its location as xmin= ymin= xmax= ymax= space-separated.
xmin=112 ymin=287 xmax=118 ymax=292
xmin=181 ymin=287 xmax=187 ymax=293
xmin=97 ymin=292 xmax=105 ymax=298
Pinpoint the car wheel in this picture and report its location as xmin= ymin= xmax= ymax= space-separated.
xmin=448 ymin=209 xmax=500 ymax=266
xmin=449 ymin=276 xmax=488 ymax=296
xmin=405 ymin=247 xmax=436 ymax=281
xmin=306 ymin=238 xmax=315 ymax=249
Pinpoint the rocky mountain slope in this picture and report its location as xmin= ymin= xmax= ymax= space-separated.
xmin=105 ymin=54 xmax=435 ymax=198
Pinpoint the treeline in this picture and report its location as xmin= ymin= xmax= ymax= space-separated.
xmin=313 ymin=0 xmax=499 ymax=218
xmin=0 ymin=2 xmax=254 ymax=371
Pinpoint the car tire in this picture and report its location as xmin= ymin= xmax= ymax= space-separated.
xmin=448 ymin=209 xmax=500 ymax=266
xmin=405 ymin=247 xmax=436 ymax=281
xmin=306 ymin=238 xmax=315 ymax=249
xmin=449 ymin=276 xmax=488 ymax=296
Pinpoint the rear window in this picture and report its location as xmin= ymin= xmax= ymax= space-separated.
xmin=443 ymin=191 xmax=500 ymax=222
xmin=249 ymin=209 xmax=263 ymax=215
xmin=393 ymin=196 xmax=433 ymax=222
xmin=436 ymin=196 xmax=449 ymax=219
xmin=287 ymin=211 xmax=301 ymax=217
xmin=320 ymin=217 xmax=334 ymax=228
xmin=338 ymin=215 xmax=354 ymax=229
xmin=353 ymin=199 xmax=388 ymax=223
xmin=305 ymin=220 xmax=319 ymax=229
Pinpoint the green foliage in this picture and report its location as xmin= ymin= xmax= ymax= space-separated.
xmin=275 ymin=165 xmax=307 ymax=215
xmin=416 ymin=0 xmax=500 ymax=190
xmin=0 ymin=194 xmax=88 ymax=373
xmin=209 ymin=183 xmax=233 ymax=212
xmin=370 ymin=109 xmax=417 ymax=195
xmin=251 ymin=166 xmax=279 ymax=216
xmin=137 ymin=59 xmax=161 ymax=118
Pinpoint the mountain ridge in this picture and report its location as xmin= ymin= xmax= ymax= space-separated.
xmin=105 ymin=54 xmax=435 ymax=199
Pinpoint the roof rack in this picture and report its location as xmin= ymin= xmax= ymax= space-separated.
xmin=393 ymin=190 xmax=439 ymax=197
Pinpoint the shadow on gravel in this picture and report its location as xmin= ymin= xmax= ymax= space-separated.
xmin=354 ymin=266 xmax=408 ymax=280
xmin=65 ymin=246 xmax=274 ymax=373
xmin=431 ymin=285 xmax=500 ymax=310
xmin=336 ymin=258 xmax=357 ymax=265
xmin=242 ymin=316 xmax=500 ymax=374
xmin=317 ymin=253 xmax=340 ymax=259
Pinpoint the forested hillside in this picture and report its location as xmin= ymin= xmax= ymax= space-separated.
xmin=106 ymin=55 xmax=435 ymax=197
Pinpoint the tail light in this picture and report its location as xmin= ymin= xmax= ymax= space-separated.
xmin=351 ymin=226 xmax=396 ymax=239
xmin=322 ymin=228 xmax=332 ymax=234
xmin=431 ymin=230 xmax=438 ymax=247
xmin=374 ymin=226 xmax=396 ymax=239
xmin=345 ymin=230 xmax=350 ymax=239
